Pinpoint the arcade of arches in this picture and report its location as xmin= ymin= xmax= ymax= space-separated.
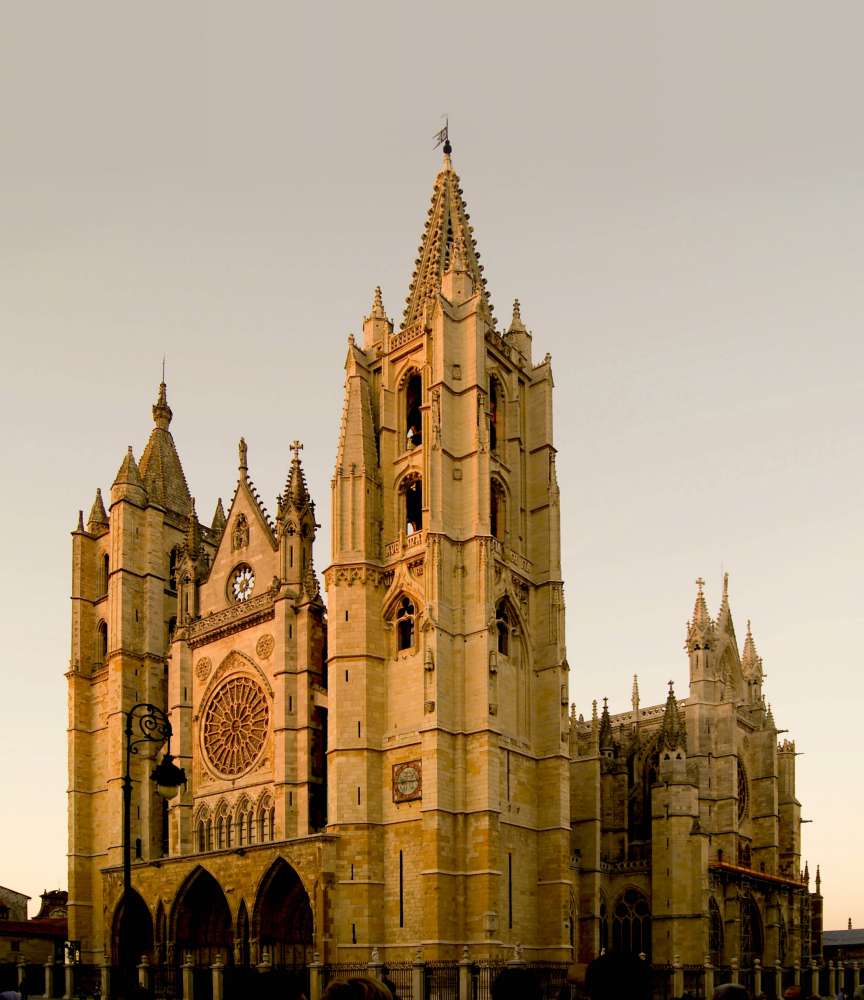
xmin=111 ymin=857 xmax=314 ymax=974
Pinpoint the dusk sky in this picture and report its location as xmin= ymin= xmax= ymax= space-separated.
xmin=1 ymin=2 xmax=861 ymax=927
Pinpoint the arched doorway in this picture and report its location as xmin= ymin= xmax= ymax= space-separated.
xmin=112 ymin=890 xmax=153 ymax=996
xmin=172 ymin=867 xmax=233 ymax=969
xmin=253 ymin=859 xmax=313 ymax=971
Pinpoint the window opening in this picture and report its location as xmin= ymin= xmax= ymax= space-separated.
xmin=709 ymin=897 xmax=723 ymax=964
xmin=612 ymin=888 xmax=651 ymax=958
xmin=490 ymin=479 xmax=505 ymax=541
xmin=404 ymin=476 xmax=422 ymax=534
xmin=406 ymin=373 xmax=422 ymax=449
xmin=101 ymin=554 xmax=110 ymax=596
xmin=396 ymin=597 xmax=416 ymax=652
xmin=168 ymin=547 xmax=179 ymax=591
xmin=97 ymin=620 xmax=108 ymax=664
xmin=490 ymin=378 xmax=500 ymax=452
xmin=496 ymin=599 xmax=514 ymax=656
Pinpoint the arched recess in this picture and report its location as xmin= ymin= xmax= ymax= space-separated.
xmin=494 ymin=596 xmax=530 ymax=739
xmin=236 ymin=900 xmax=250 ymax=967
xmin=708 ymin=896 xmax=724 ymax=965
xmin=112 ymin=889 xmax=154 ymax=970
xmin=488 ymin=373 xmax=506 ymax=455
xmin=740 ymin=891 xmax=764 ymax=968
xmin=171 ymin=866 xmax=233 ymax=967
xmin=252 ymin=859 xmax=314 ymax=971
xmin=154 ymin=900 xmax=167 ymax=966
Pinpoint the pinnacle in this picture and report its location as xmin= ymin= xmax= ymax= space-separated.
xmin=371 ymin=286 xmax=386 ymax=318
xmin=87 ymin=487 xmax=109 ymax=532
xmin=239 ymin=438 xmax=248 ymax=476
xmin=660 ymin=681 xmax=684 ymax=750
xmin=186 ymin=497 xmax=201 ymax=557
xmin=152 ymin=381 xmax=172 ymax=430
xmin=113 ymin=446 xmax=144 ymax=489
xmin=741 ymin=619 xmax=762 ymax=674
xmin=509 ymin=299 xmax=526 ymax=332
xmin=283 ymin=440 xmax=312 ymax=511
xmin=139 ymin=382 xmax=192 ymax=515
xmin=211 ymin=498 xmax=226 ymax=535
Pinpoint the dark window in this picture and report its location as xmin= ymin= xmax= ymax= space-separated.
xmin=396 ymin=597 xmax=415 ymax=652
xmin=101 ymin=554 xmax=110 ymax=596
xmin=740 ymin=892 xmax=763 ymax=965
xmin=489 ymin=378 xmax=501 ymax=452
xmin=97 ymin=620 xmax=108 ymax=663
xmin=599 ymin=896 xmax=609 ymax=955
xmin=709 ymin=897 xmax=723 ymax=964
xmin=168 ymin=547 xmax=180 ymax=592
xmin=404 ymin=476 xmax=422 ymax=534
xmin=167 ymin=617 xmax=176 ymax=648
xmin=490 ymin=480 xmax=505 ymax=541
xmin=406 ymin=373 xmax=422 ymax=449
xmin=496 ymin=599 xmax=514 ymax=656
xmin=612 ymin=888 xmax=651 ymax=958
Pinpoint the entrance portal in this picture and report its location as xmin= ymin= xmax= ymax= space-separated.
xmin=172 ymin=867 xmax=233 ymax=968
xmin=254 ymin=859 xmax=313 ymax=970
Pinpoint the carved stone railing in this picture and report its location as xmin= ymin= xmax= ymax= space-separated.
xmin=385 ymin=529 xmax=426 ymax=559
xmin=491 ymin=537 xmax=532 ymax=575
xmin=388 ymin=321 xmax=425 ymax=352
xmin=188 ymin=592 xmax=275 ymax=648
xmin=600 ymin=858 xmax=651 ymax=874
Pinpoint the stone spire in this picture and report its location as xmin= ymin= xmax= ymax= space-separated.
xmin=87 ymin=488 xmax=109 ymax=533
xmin=211 ymin=498 xmax=226 ymax=535
xmin=631 ymin=674 xmax=640 ymax=714
xmin=715 ymin=572 xmax=736 ymax=640
xmin=113 ymin=446 xmax=143 ymax=488
xmin=660 ymin=681 xmax=685 ymax=750
xmin=362 ymin=286 xmax=393 ymax=348
xmin=815 ymin=865 xmax=821 ymax=894
xmin=186 ymin=498 xmax=201 ymax=557
xmin=283 ymin=440 xmax=312 ymax=512
xmin=402 ymin=151 xmax=492 ymax=328
xmin=138 ymin=381 xmax=192 ymax=516
xmin=686 ymin=577 xmax=715 ymax=651
xmin=371 ymin=285 xmax=385 ymax=318
xmin=598 ymin=697 xmax=613 ymax=752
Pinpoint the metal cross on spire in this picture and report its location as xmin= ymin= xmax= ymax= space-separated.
xmin=290 ymin=440 xmax=304 ymax=462
xmin=695 ymin=576 xmax=705 ymax=593
xmin=434 ymin=116 xmax=451 ymax=155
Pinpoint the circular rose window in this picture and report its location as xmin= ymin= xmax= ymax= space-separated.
xmin=202 ymin=676 xmax=269 ymax=777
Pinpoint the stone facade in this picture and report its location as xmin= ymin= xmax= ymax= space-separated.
xmin=67 ymin=147 xmax=819 ymax=978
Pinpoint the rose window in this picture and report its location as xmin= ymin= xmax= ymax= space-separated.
xmin=202 ymin=677 xmax=269 ymax=777
xmin=230 ymin=564 xmax=255 ymax=603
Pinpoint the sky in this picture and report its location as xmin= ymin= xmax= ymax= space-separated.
xmin=0 ymin=2 xmax=860 ymax=927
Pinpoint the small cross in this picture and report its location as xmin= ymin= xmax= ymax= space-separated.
xmin=695 ymin=576 xmax=705 ymax=593
xmin=668 ymin=680 xmax=675 ymax=695
xmin=290 ymin=440 xmax=303 ymax=461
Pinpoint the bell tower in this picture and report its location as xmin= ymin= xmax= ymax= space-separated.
xmin=325 ymin=142 xmax=572 ymax=960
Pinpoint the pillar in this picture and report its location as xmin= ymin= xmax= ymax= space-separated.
xmin=412 ymin=948 xmax=425 ymax=1000
xmin=257 ymin=944 xmax=272 ymax=974
xmin=828 ymin=959 xmax=836 ymax=996
xmin=100 ymin=960 xmax=111 ymax=1000
xmin=63 ymin=955 xmax=74 ymax=1000
xmin=368 ymin=946 xmax=383 ymax=981
xmin=182 ymin=951 xmax=195 ymax=1000
xmin=753 ymin=958 xmax=762 ymax=998
xmin=138 ymin=954 xmax=151 ymax=991
xmin=703 ymin=956 xmax=714 ymax=999
xmin=730 ymin=957 xmax=739 ymax=986
xmin=793 ymin=961 xmax=800 ymax=986
xmin=17 ymin=956 xmax=26 ymax=990
xmin=42 ymin=961 xmax=54 ymax=999
xmin=672 ymin=955 xmax=683 ymax=998
xmin=309 ymin=952 xmax=324 ymax=1000
xmin=853 ymin=960 xmax=860 ymax=990
xmin=211 ymin=953 xmax=224 ymax=1000
xmin=459 ymin=947 xmax=472 ymax=1000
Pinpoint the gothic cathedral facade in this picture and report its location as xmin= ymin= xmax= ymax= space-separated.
xmin=67 ymin=149 xmax=819 ymax=979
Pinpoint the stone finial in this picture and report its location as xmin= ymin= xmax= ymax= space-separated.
xmin=152 ymin=380 xmax=172 ymax=430
xmin=371 ymin=285 xmax=385 ymax=317
xmin=186 ymin=498 xmax=201 ymax=557
xmin=632 ymin=674 xmax=640 ymax=713
xmin=238 ymin=437 xmax=248 ymax=475
xmin=75 ymin=509 xmax=85 ymax=532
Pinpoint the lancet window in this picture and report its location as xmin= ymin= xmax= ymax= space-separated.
xmin=490 ymin=479 xmax=506 ymax=542
xmin=496 ymin=599 xmax=516 ymax=656
xmin=101 ymin=554 xmax=110 ymax=596
xmin=709 ymin=897 xmax=724 ymax=964
xmin=489 ymin=376 xmax=503 ymax=454
xmin=402 ymin=474 xmax=423 ymax=535
xmin=405 ymin=372 xmax=422 ymax=449
xmin=740 ymin=892 xmax=763 ymax=965
xmin=168 ymin=546 xmax=181 ymax=592
xmin=96 ymin=620 xmax=108 ymax=664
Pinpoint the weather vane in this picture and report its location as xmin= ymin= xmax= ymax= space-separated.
xmin=434 ymin=116 xmax=451 ymax=155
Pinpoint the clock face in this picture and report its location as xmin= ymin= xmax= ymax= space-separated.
xmin=230 ymin=564 xmax=255 ymax=603
xmin=393 ymin=760 xmax=422 ymax=802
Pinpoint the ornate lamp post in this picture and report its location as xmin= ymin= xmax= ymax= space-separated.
xmin=121 ymin=703 xmax=186 ymax=980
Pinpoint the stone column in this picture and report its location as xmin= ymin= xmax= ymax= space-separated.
xmin=412 ymin=948 xmax=425 ymax=1000
xmin=211 ymin=953 xmax=224 ymax=1000
xmin=368 ymin=946 xmax=383 ymax=981
xmin=703 ymin=955 xmax=714 ymax=999
xmin=793 ymin=961 xmax=800 ymax=986
xmin=458 ymin=946 xmax=472 ymax=1000
xmin=100 ymin=960 xmax=111 ymax=1000
xmin=828 ymin=959 xmax=836 ymax=996
xmin=753 ymin=958 xmax=762 ymax=998
xmin=182 ymin=951 xmax=195 ymax=1000
xmin=308 ymin=952 xmax=324 ymax=1000
xmin=810 ymin=958 xmax=819 ymax=997
xmin=775 ymin=960 xmax=782 ymax=999
xmin=672 ymin=955 xmax=683 ymax=998
xmin=138 ymin=955 xmax=151 ymax=991
xmin=16 ymin=956 xmax=26 ymax=990
xmin=257 ymin=945 xmax=272 ymax=974
xmin=853 ymin=960 xmax=860 ymax=990
xmin=63 ymin=955 xmax=74 ymax=1000
xmin=42 ymin=961 xmax=54 ymax=999
xmin=730 ymin=957 xmax=739 ymax=986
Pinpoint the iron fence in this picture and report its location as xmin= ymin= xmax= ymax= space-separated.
xmin=382 ymin=960 xmax=415 ymax=1000
xmin=152 ymin=962 xmax=180 ymax=998
xmin=425 ymin=960 xmax=459 ymax=1000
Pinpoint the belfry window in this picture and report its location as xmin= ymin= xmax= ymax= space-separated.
xmin=168 ymin=547 xmax=180 ymax=592
xmin=101 ymin=554 xmax=110 ymax=596
xmin=396 ymin=597 xmax=416 ymax=652
xmin=403 ymin=476 xmax=423 ymax=535
xmin=97 ymin=620 xmax=108 ymax=664
xmin=405 ymin=372 xmax=422 ymax=449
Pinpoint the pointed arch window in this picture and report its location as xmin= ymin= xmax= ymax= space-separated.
xmin=216 ymin=816 xmax=225 ymax=850
xmin=740 ymin=891 xmax=763 ymax=967
xmin=737 ymin=757 xmax=749 ymax=823
xmin=599 ymin=894 xmax=609 ymax=955
xmin=496 ymin=599 xmax=516 ymax=656
xmin=168 ymin=547 xmax=181 ymax=592
xmin=97 ymin=620 xmax=108 ymax=664
xmin=405 ymin=372 xmax=422 ymax=449
xmin=101 ymin=554 xmax=110 ymax=596
xmin=396 ymin=597 xmax=416 ymax=652
xmin=402 ymin=474 xmax=423 ymax=535
xmin=489 ymin=376 xmax=503 ymax=454
xmin=612 ymin=888 xmax=651 ymax=958
xmin=709 ymin=896 xmax=724 ymax=965
xmin=490 ymin=479 xmax=506 ymax=542
xmin=197 ymin=821 xmax=206 ymax=854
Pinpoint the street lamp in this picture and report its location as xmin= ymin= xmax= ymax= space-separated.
xmin=121 ymin=703 xmax=186 ymax=986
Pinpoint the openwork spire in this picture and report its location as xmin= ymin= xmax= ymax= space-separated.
xmin=402 ymin=155 xmax=492 ymax=328
xmin=598 ymin=697 xmax=613 ymax=750
xmin=741 ymin=619 xmax=763 ymax=677
xmin=686 ymin=576 xmax=715 ymax=651
xmin=283 ymin=440 xmax=312 ymax=512
xmin=186 ymin=497 xmax=201 ymax=557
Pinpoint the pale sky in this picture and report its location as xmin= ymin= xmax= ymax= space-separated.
xmin=0 ymin=2 xmax=861 ymax=927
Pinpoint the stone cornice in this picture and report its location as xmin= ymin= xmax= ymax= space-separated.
xmin=188 ymin=592 xmax=275 ymax=649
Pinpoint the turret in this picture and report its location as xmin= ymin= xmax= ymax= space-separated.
xmin=277 ymin=441 xmax=318 ymax=594
xmin=87 ymin=488 xmax=109 ymax=534
xmin=362 ymin=286 xmax=392 ymax=350
xmin=505 ymin=299 xmax=533 ymax=364
xmin=111 ymin=446 xmax=146 ymax=506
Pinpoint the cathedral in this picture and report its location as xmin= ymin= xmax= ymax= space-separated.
xmin=67 ymin=145 xmax=821 ymax=994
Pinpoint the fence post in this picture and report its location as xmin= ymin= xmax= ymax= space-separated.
xmin=753 ymin=957 xmax=761 ymax=997
xmin=211 ymin=952 xmax=224 ymax=1000
xmin=671 ymin=955 xmax=683 ymax=998
xmin=828 ymin=959 xmax=836 ymax=997
xmin=138 ymin=954 xmax=151 ymax=991
xmin=309 ymin=951 xmax=324 ymax=1000
xmin=459 ymin=946 xmax=472 ymax=1000
xmin=854 ymin=960 xmax=861 ymax=990
xmin=16 ymin=955 xmax=26 ymax=990
xmin=810 ymin=958 xmax=819 ymax=996
xmin=730 ymin=957 xmax=739 ymax=986
xmin=775 ymin=960 xmax=782 ymax=998
xmin=368 ymin=946 xmax=383 ymax=982
xmin=42 ymin=961 xmax=53 ymax=999
xmin=182 ymin=950 xmax=195 ymax=1000
xmin=793 ymin=961 xmax=800 ymax=986
xmin=703 ymin=955 xmax=714 ymax=999
xmin=257 ymin=944 xmax=272 ymax=974
xmin=100 ymin=959 xmax=111 ymax=1000
xmin=411 ymin=947 xmax=425 ymax=1000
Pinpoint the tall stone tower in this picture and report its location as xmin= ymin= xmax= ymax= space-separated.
xmin=324 ymin=143 xmax=573 ymax=960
